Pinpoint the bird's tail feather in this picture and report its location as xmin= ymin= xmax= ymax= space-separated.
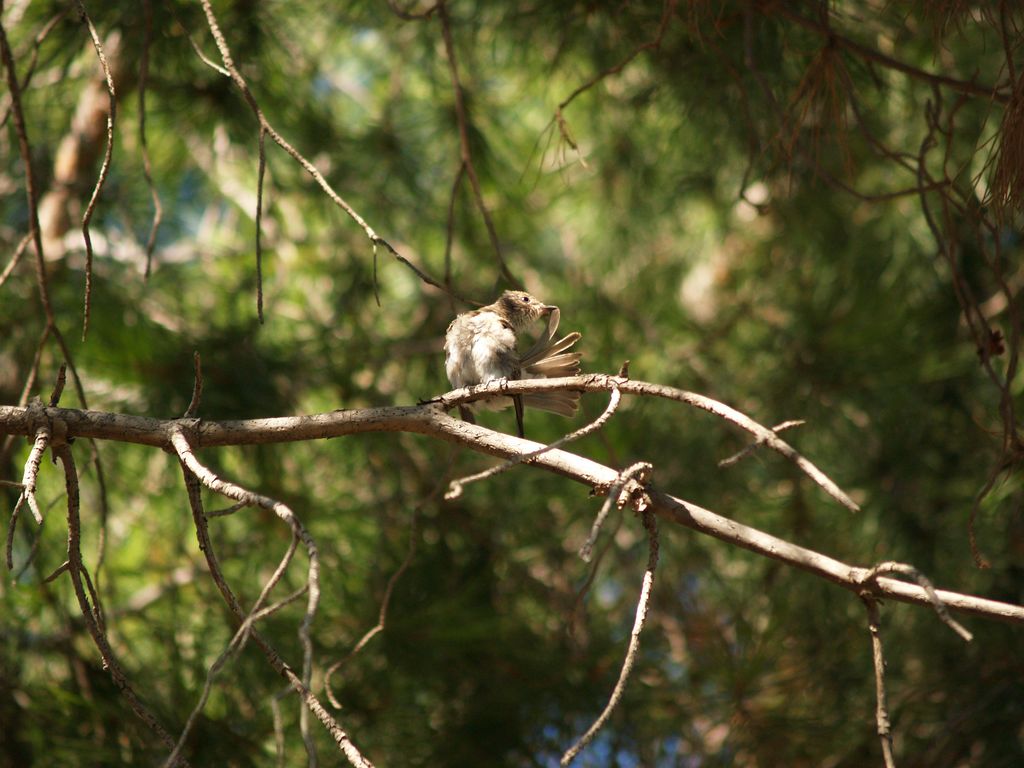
xmin=520 ymin=321 xmax=582 ymax=416
xmin=523 ymin=392 xmax=579 ymax=416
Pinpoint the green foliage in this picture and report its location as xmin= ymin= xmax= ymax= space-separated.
xmin=2 ymin=1 xmax=1023 ymax=766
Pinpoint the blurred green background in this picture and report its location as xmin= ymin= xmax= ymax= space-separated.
xmin=1 ymin=1 xmax=1022 ymax=765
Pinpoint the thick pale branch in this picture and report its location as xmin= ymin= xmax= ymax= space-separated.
xmin=438 ymin=375 xmax=860 ymax=511
xmin=0 ymin=397 xmax=1020 ymax=624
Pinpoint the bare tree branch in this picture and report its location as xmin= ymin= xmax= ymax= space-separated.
xmin=1 ymin=385 xmax=1021 ymax=625
xmin=139 ymin=0 xmax=163 ymax=279
xmin=562 ymin=508 xmax=659 ymax=766
xmin=53 ymin=441 xmax=188 ymax=764
xmin=178 ymin=466 xmax=374 ymax=768
xmin=862 ymin=595 xmax=897 ymax=768
xmin=170 ymin=427 xmax=322 ymax=766
xmin=73 ymin=0 xmax=117 ymax=341
xmin=191 ymin=0 xmax=461 ymax=310
xmin=437 ymin=0 xmax=521 ymax=288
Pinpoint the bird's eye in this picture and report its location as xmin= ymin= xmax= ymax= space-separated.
xmin=521 ymin=295 xmax=530 ymax=303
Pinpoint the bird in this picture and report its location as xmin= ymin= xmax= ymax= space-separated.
xmin=444 ymin=290 xmax=582 ymax=437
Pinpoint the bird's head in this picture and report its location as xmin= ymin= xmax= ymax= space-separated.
xmin=496 ymin=290 xmax=553 ymax=330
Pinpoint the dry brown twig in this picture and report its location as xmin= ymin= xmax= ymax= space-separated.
xmin=178 ymin=467 xmax=374 ymax=768
xmin=162 ymin=582 xmax=309 ymax=768
xmin=73 ymin=0 xmax=117 ymax=341
xmin=139 ymin=0 xmax=163 ymax=279
xmin=775 ymin=6 xmax=1010 ymax=104
xmin=862 ymin=595 xmax=896 ymax=768
xmin=7 ymin=365 xmax=69 ymax=567
xmin=569 ymin=505 xmax=624 ymax=640
xmin=0 ymin=10 xmax=68 ymax=129
xmin=191 ymin=0 xmax=461 ymax=318
xmin=552 ymin=0 xmax=676 ymax=164
xmin=0 ymin=231 xmax=31 ymax=290
xmin=325 ymin=449 xmax=458 ymax=709
xmin=170 ymin=427 xmax=325 ymax=766
xmin=53 ymin=440 xmax=189 ymax=765
xmin=183 ymin=351 xmax=203 ymax=419
xmin=718 ymin=419 xmax=804 ymax=468
xmin=579 ymin=460 xmax=651 ymax=563
xmin=858 ymin=559 xmax=974 ymax=768
xmin=862 ymin=561 xmax=973 ymax=643
xmin=562 ymin=507 xmax=659 ymax=766
xmin=0 ymin=14 xmax=56 ymax=324
xmin=324 ymin=509 xmax=419 ymax=709
xmin=436 ymin=0 xmax=521 ymax=288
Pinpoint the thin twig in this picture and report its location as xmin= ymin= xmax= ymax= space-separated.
xmin=325 ymin=510 xmax=419 ymax=708
xmin=445 ymin=385 xmax=621 ymax=499
xmin=0 ymin=10 xmax=69 ymax=130
xmin=562 ymin=509 xmax=659 ymax=766
xmin=863 ymin=561 xmax=973 ymax=642
xmin=558 ymin=0 xmax=675 ymax=114
xmin=776 ymin=6 xmax=1010 ymax=103
xmin=553 ymin=0 xmax=675 ymax=161
xmin=178 ymin=465 xmax=375 ymax=767
xmin=718 ymin=420 xmax=804 ymax=468
xmin=5 ymin=486 xmax=25 ymax=571
xmin=255 ymin=126 xmax=267 ymax=323
xmin=443 ymin=162 xmax=465 ymax=302
xmin=862 ymin=595 xmax=897 ymax=768
xmin=193 ymin=0 xmax=460 ymax=307
xmin=73 ymin=1 xmax=117 ymax=341
xmin=0 ymin=14 xmax=56 ymax=323
xmin=208 ymin=499 xmax=249 ymax=518
xmin=579 ymin=461 xmax=651 ymax=562
xmin=139 ymin=0 xmax=163 ymax=279
xmin=162 ymin=585 xmax=309 ymax=768
xmin=170 ymin=427 xmax=323 ymax=767
xmin=0 ymin=231 xmax=31 ymax=290
xmin=569 ymin=508 xmax=624 ymax=639
xmin=43 ymin=559 xmax=70 ymax=583
xmin=436 ymin=0 xmax=521 ymax=288
xmin=54 ymin=442 xmax=188 ymax=764
xmin=48 ymin=364 xmax=67 ymax=407
xmin=183 ymin=352 xmax=203 ymax=418
xmin=19 ymin=424 xmax=51 ymax=526
xmin=385 ymin=0 xmax=438 ymax=21
xmin=0 ymin=327 xmax=49 ymax=471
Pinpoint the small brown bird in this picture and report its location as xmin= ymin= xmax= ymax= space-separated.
xmin=444 ymin=290 xmax=582 ymax=437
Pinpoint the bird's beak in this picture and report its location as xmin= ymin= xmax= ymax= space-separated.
xmin=540 ymin=304 xmax=555 ymax=314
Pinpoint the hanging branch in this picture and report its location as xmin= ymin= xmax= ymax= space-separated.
xmin=190 ymin=0 xmax=462 ymax=313
xmin=562 ymin=508 xmax=659 ymax=766
xmin=53 ymin=441 xmax=188 ymax=764
xmin=0 ymin=15 xmax=56 ymax=324
xmin=862 ymin=595 xmax=897 ymax=768
xmin=178 ymin=467 xmax=374 ymax=768
xmin=324 ymin=510 xmax=419 ymax=709
xmin=436 ymin=0 xmax=521 ymax=288
xmin=551 ymin=0 xmax=676 ymax=162
xmin=72 ymin=0 xmax=117 ymax=341
xmin=170 ymin=427 xmax=323 ymax=766
xmin=139 ymin=0 xmax=163 ymax=279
